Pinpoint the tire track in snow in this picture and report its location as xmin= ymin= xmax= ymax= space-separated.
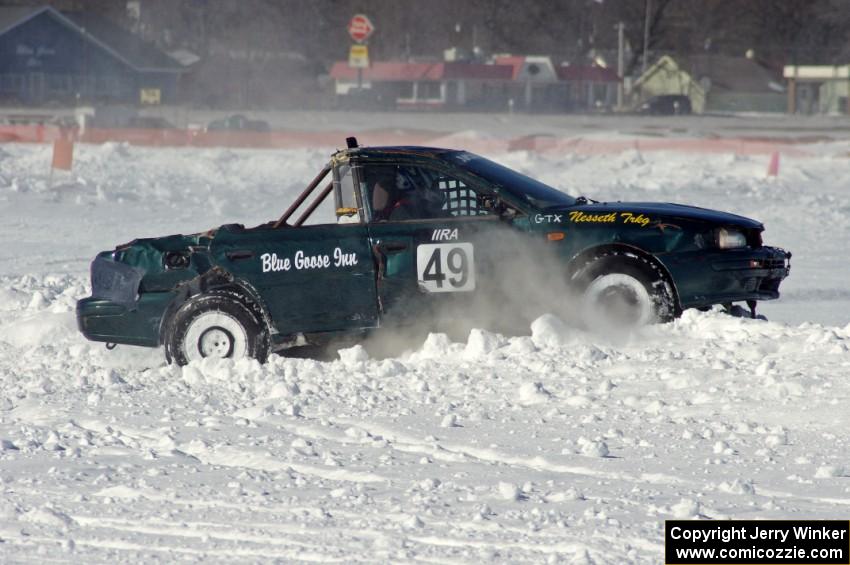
xmin=75 ymin=417 xmax=387 ymax=484
xmin=90 ymin=485 xmax=330 ymax=517
xmin=71 ymin=515 xmax=367 ymax=556
xmin=0 ymin=529 xmax=352 ymax=562
xmin=405 ymin=534 xmax=593 ymax=559
xmin=180 ymin=443 xmax=387 ymax=484
xmin=239 ymin=410 xmax=685 ymax=486
xmin=754 ymin=487 xmax=850 ymax=507
xmin=330 ymin=418 xmax=685 ymax=486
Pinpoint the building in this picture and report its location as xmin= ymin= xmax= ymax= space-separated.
xmin=492 ymin=55 xmax=563 ymax=111
xmin=329 ymin=60 xmax=513 ymax=111
xmin=328 ymin=56 xmax=619 ymax=112
xmin=557 ymin=64 xmax=620 ymax=112
xmin=783 ymin=65 xmax=850 ymax=115
xmin=0 ymin=5 xmax=184 ymax=106
xmin=631 ymin=55 xmax=784 ymax=114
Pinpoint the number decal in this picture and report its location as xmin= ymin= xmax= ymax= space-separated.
xmin=417 ymin=243 xmax=475 ymax=293
xmin=446 ymin=247 xmax=468 ymax=288
xmin=422 ymin=248 xmax=446 ymax=288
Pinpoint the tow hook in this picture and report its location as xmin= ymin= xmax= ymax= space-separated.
xmin=746 ymin=300 xmax=758 ymax=319
xmin=106 ymin=343 xmax=117 ymax=350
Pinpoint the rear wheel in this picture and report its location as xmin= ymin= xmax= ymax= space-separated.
xmin=165 ymin=292 xmax=269 ymax=365
xmin=574 ymin=253 xmax=677 ymax=330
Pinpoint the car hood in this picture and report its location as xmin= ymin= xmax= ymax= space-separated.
xmin=106 ymin=230 xmax=215 ymax=270
xmin=553 ymin=202 xmax=763 ymax=229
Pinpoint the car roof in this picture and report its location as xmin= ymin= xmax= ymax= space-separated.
xmin=335 ymin=145 xmax=459 ymax=161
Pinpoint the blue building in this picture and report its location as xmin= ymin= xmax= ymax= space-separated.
xmin=0 ymin=5 xmax=183 ymax=105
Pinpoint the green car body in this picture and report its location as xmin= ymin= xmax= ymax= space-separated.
xmin=77 ymin=144 xmax=791 ymax=362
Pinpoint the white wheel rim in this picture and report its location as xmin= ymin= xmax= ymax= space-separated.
xmin=183 ymin=311 xmax=249 ymax=362
xmin=583 ymin=273 xmax=654 ymax=328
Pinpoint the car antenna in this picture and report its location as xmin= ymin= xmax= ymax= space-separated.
xmin=346 ymin=137 xmax=359 ymax=149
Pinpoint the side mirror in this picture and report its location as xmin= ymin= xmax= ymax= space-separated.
xmin=477 ymin=193 xmax=497 ymax=210
xmin=499 ymin=204 xmax=517 ymax=220
xmin=477 ymin=194 xmax=515 ymax=220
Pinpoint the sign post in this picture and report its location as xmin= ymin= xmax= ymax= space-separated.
xmin=347 ymin=14 xmax=375 ymax=90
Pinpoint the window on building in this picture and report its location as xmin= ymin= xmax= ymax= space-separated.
xmin=419 ymin=81 xmax=442 ymax=100
xmin=47 ymin=74 xmax=71 ymax=94
xmin=397 ymin=82 xmax=414 ymax=99
xmin=0 ymin=74 xmax=23 ymax=93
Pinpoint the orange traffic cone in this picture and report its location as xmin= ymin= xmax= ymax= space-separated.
xmin=51 ymin=139 xmax=74 ymax=171
xmin=49 ymin=138 xmax=74 ymax=187
xmin=766 ymin=151 xmax=780 ymax=177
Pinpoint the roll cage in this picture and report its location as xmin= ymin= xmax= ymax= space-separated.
xmin=272 ymin=150 xmax=530 ymax=229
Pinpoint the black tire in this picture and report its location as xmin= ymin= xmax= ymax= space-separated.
xmin=572 ymin=252 xmax=677 ymax=329
xmin=164 ymin=292 xmax=269 ymax=366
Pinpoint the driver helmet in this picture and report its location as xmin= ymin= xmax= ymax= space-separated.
xmin=395 ymin=169 xmax=415 ymax=192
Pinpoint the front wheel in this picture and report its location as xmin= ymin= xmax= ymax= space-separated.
xmin=575 ymin=253 xmax=677 ymax=330
xmin=165 ymin=292 xmax=269 ymax=365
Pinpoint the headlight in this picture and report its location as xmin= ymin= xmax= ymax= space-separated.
xmin=717 ymin=228 xmax=747 ymax=249
xmin=164 ymin=250 xmax=190 ymax=270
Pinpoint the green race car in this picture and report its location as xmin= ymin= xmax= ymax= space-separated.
xmin=77 ymin=138 xmax=791 ymax=364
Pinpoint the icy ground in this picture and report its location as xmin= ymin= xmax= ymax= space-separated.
xmin=0 ymin=141 xmax=849 ymax=563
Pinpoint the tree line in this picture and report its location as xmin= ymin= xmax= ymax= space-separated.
xmin=5 ymin=0 xmax=850 ymax=106
xmin=11 ymin=0 xmax=850 ymax=69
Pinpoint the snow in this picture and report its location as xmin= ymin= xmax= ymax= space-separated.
xmin=1 ymin=136 xmax=849 ymax=562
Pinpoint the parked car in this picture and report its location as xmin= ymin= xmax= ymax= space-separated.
xmin=77 ymin=138 xmax=790 ymax=365
xmin=637 ymin=95 xmax=693 ymax=115
xmin=126 ymin=116 xmax=176 ymax=129
xmin=206 ymin=114 xmax=270 ymax=132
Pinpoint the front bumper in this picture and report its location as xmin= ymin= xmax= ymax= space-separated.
xmin=670 ymin=246 xmax=791 ymax=309
xmin=710 ymin=245 xmax=790 ymax=296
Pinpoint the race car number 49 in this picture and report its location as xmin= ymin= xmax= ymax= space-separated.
xmin=417 ymin=243 xmax=475 ymax=293
xmin=76 ymin=141 xmax=790 ymax=366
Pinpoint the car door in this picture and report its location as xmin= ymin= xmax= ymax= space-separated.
xmin=360 ymin=160 xmax=517 ymax=324
xmin=210 ymin=163 xmax=379 ymax=335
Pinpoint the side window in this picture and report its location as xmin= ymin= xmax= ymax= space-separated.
xmin=362 ymin=163 xmax=492 ymax=222
xmin=333 ymin=164 xmax=362 ymax=224
xmin=437 ymin=176 xmax=488 ymax=217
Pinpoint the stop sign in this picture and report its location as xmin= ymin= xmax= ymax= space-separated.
xmin=347 ymin=14 xmax=374 ymax=43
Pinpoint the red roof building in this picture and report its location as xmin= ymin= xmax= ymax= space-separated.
xmin=329 ymin=61 xmax=513 ymax=82
xmin=557 ymin=65 xmax=620 ymax=82
xmin=329 ymin=57 xmax=620 ymax=112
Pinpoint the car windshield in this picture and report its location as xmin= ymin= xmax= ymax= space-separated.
xmin=447 ymin=151 xmax=576 ymax=208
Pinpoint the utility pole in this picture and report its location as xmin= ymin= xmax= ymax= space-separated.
xmin=642 ymin=0 xmax=651 ymax=75
xmin=617 ymin=22 xmax=625 ymax=109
